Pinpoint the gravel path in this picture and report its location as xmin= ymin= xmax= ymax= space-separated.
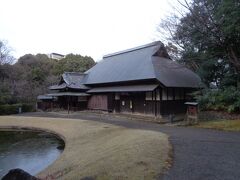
xmin=18 ymin=112 xmax=240 ymax=180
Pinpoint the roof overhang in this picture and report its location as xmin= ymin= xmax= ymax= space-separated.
xmin=37 ymin=95 xmax=54 ymax=100
xmin=49 ymin=83 xmax=67 ymax=90
xmin=87 ymin=84 xmax=159 ymax=93
xmin=47 ymin=92 xmax=90 ymax=96
xmin=49 ymin=83 xmax=90 ymax=90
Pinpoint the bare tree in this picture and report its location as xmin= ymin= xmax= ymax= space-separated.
xmin=0 ymin=40 xmax=15 ymax=65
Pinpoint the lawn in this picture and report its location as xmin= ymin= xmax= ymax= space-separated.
xmin=0 ymin=116 xmax=170 ymax=180
xmin=196 ymin=119 xmax=240 ymax=132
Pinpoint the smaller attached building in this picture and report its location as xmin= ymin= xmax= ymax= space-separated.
xmin=38 ymin=72 xmax=90 ymax=111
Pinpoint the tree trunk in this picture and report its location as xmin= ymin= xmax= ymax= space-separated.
xmin=228 ymin=47 xmax=240 ymax=73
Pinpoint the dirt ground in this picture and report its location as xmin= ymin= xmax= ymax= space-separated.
xmin=0 ymin=116 xmax=170 ymax=180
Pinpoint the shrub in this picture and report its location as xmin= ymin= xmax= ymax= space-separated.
xmin=196 ymin=87 xmax=240 ymax=113
xmin=0 ymin=103 xmax=35 ymax=115
xmin=22 ymin=103 xmax=35 ymax=112
xmin=0 ymin=104 xmax=21 ymax=115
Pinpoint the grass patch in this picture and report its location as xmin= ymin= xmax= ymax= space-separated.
xmin=196 ymin=119 xmax=240 ymax=132
xmin=0 ymin=116 xmax=170 ymax=180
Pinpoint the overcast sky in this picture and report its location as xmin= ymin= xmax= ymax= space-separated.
xmin=0 ymin=0 xmax=175 ymax=61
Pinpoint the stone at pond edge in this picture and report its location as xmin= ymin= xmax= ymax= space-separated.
xmin=2 ymin=168 xmax=40 ymax=180
xmin=57 ymin=144 xmax=65 ymax=150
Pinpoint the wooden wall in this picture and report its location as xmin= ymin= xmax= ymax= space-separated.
xmin=110 ymin=87 xmax=195 ymax=116
xmin=160 ymin=100 xmax=186 ymax=115
xmin=38 ymin=96 xmax=88 ymax=111
xmin=57 ymin=96 xmax=88 ymax=111
xmin=112 ymin=92 xmax=161 ymax=116
xmin=87 ymin=95 xmax=108 ymax=111
xmin=42 ymin=87 xmax=196 ymax=115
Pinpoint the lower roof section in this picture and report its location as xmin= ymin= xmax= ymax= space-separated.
xmin=37 ymin=95 xmax=54 ymax=100
xmin=87 ymin=84 xmax=159 ymax=93
xmin=49 ymin=83 xmax=67 ymax=90
xmin=47 ymin=92 xmax=90 ymax=97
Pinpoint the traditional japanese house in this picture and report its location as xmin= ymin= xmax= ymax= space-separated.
xmin=38 ymin=41 xmax=201 ymax=117
xmin=84 ymin=41 xmax=201 ymax=116
xmin=38 ymin=72 xmax=90 ymax=111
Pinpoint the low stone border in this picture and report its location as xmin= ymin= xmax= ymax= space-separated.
xmin=199 ymin=111 xmax=240 ymax=121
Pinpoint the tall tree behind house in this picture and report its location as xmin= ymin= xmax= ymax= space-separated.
xmin=158 ymin=0 xmax=240 ymax=88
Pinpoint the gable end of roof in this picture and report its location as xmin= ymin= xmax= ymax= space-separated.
xmin=103 ymin=41 xmax=164 ymax=58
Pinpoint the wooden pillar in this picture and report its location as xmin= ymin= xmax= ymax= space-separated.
xmin=159 ymin=88 xmax=162 ymax=116
xmin=183 ymin=88 xmax=186 ymax=100
xmin=67 ymin=96 xmax=70 ymax=114
xmin=167 ymin=88 xmax=169 ymax=100
xmin=152 ymin=91 xmax=154 ymax=115
xmin=144 ymin=92 xmax=146 ymax=114
xmin=160 ymin=88 xmax=162 ymax=101
xmin=160 ymin=87 xmax=163 ymax=115
xmin=173 ymin=88 xmax=175 ymax=100
xmin=154 ymin=90 xmax=157 ymax=116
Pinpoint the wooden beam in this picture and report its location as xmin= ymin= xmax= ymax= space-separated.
xmin=167 ymin=88 xmax=169 ymax=100
xmin=173 ymin=88 xmax=175 ymax=100
xmin=67 ymin=96 xmax=70 ymax=114
xmin=183 ymin=88 xmax=186 ymax=100
xmin=152 ymin=91 xmax=154 ymax=114
xmin=160 ymin=87 xmax=162 ymax=101
xmin=154 ymin=89 xmax=157 ymax=116
xmin=159 ymin=87 xmax=162 ymax=116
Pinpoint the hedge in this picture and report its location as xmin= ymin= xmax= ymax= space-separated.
xmin=196 ymin=86 xmax=240 ymax=113
xmin=0 ymin=103 xmax=35 ymax=115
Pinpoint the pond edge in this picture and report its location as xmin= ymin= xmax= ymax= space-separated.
xmin=0 ymin=125 xmax=66 ymax=147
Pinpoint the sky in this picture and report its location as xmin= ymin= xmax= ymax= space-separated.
xmin=0 ymin=0 xmax=174 ymax=61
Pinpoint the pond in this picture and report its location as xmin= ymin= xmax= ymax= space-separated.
xmin=0 ymin=129 xmax=65 ymax=178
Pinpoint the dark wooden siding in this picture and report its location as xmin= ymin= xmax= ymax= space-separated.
xmin=160 ymin=100 xmax=186 ymax=115
xmin=119 ymin=95 xmax=133 ymax=113
xmin=144 ymin=100 xmax=154 ymax=115
xmin=114 ymin=100 xmax=120 ymax=112
xmin=71 ymin=101 xmax=87 ymax=111
xmin=37 ymin=101 xmax=53 ymax=111
xmin=88 ymin=95 xmax=108 ymax=111
xmin=86 ymin=87 xmax=196 ymax=116
xmin=132 ymin=93 xmax=145 ymax=114
xmin=57 ymin=96 xmax=87 ymax=110
xmin=144 ymin=101 xmax=161 ymax=116
xmin=37 ymin=96 xmax=88 ymax=111
xmin=107 ymin=93 xmax=114 ymax=112
xmin=112 ymin=91 xmax=161 ymax=116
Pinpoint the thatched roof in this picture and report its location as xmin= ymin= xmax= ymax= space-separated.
xmin=84 ymin=41 xmax=201 ymax=88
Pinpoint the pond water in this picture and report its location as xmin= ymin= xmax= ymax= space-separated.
xmin=0 ymin=130 xmax=64 ymax=178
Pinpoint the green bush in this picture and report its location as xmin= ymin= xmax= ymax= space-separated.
xmin=196 ymin=86 xmax=240 ymax=113
xmin=22 ymin=103 xmax=35 ymax=112
xmin=0 ymin=103 xmax=35 ymax=115
xmin=0 ymin=104 xmax=20 ymax=115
